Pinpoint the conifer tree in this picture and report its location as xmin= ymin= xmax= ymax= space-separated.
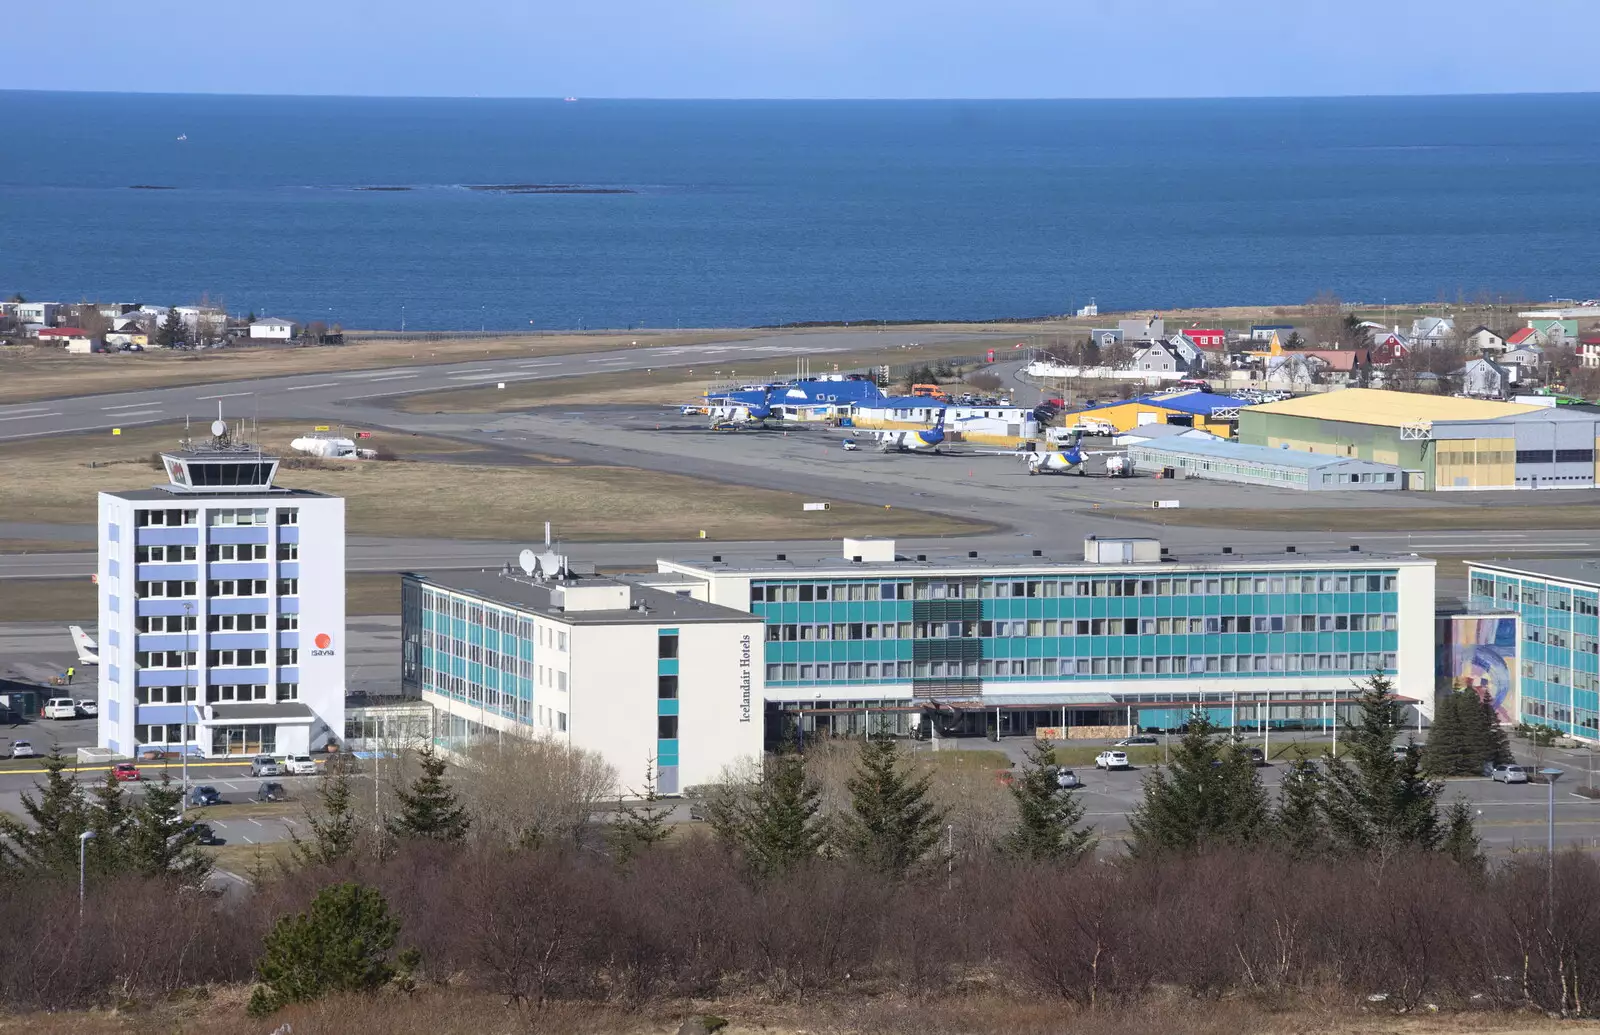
xmin=0 ymin=751 xmax=86 ymax=876
xmin=612 ymin=757 xmax=674 ymax=862
xmin=1275 ymin=755 xmax=1326 ymax=858
xmin=1127 ymin=715 xmax=1269 ymax=857
xmin=838 ymin=737 xmax=947 ymax=879
xmin=247 ymin=882 xmax=402 ymax=1016
xmin=1480 ymin=692 xmax=1514 ymax=766
xmin=1422 ymin=690 xmax=1480 ymax=777
xmin=83 ymin=770 xmax=131 ymax=876
xmin=1441 ymin=798 xmax=1485 ymax=873
xmin=156 ymin=306 xmax=183 ymax=348
xmin=388 ymin=747 xmax=469 ymax=843
xmin=1321 ymin=672 xmax=1443 ymax=856
xmin=998 ymin=739 xmax=1095 ymax=863
xmin=711 ymin=753 xmax=828 ymax=878
xmin=292 ymin=757 xmax=360 ymax=865
xmin=126 ymin=775 xmax=211 ymax=883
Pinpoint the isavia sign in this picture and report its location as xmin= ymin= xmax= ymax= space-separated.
xmin=311 ymin=632 xmax=335 ymax=657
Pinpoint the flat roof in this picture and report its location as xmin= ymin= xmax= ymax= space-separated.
xmin=406 ymin=569 xmax=758 ymax=625
xmin=1245 ymin=388 xmax=1543 ymax=428
xmin=206 ymin=702 xmax=314 ymax=722
xmin=1128 ymin=436 xmax=1401 ymax=471
xmin=664 ymin=545 xmax=1431 ymax=578
xmin=1468 ymin=558 xmax=1600 ymax=588
xmin=105 ymin=487 xmax=331 ymax=500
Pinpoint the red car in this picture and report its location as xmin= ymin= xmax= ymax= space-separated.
xmin=113 ymin=762 xmax=141 ymax=782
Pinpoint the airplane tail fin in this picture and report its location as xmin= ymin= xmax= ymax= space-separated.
xmin=69 ymin=625 xmax=98 ymax=664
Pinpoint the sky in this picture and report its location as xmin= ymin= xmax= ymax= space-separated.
xmin=8 ymin=0 xmax=1600 ymax=99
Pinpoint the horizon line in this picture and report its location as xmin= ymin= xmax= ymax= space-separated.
xmin=3 ymin=87 xmax=1600 ymax=104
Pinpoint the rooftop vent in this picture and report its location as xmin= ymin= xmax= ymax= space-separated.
xmin=968 ymin=551 xmax=978 ymax=558
xmin=1222 ymin=546 xmax=1233 ymax=555
xmin=1160 ymin=547 xmax=1170 ymax=555
xmin=842 ymin=537 xmax=896 ymax=563
xmin=1350 ymin=544 xmax=1360 ymax=552
xmin=776 ymin=553 xmax=787 ymax=561
xmin=917 ymin=554 xmax=927 ymax=562
xmin=1286 ymin=545 xmax=1297 ymax=553
xmin=712 ymin=555 xmax=722 ymax=562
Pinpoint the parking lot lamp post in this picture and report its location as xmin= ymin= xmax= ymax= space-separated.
xmin=1543 ymin=767 xmax=1563 ymax=925
xmin=78 ymin=830 xmax=95 ymax=920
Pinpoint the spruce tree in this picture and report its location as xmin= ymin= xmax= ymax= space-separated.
xmin=1441 ymin=798 xmax=1485 ymax=873
xmin=83 ymin=770 xmax=131 ymax=876
xmin=156 ymin=307 xmax=183 ymax=348
xmin=1275 ymin=755 xmax=1326 ymax=858
xmin=292 ymin=758 xmax=360 ymax=865
xmin=0 ymin=751 xmax=86 ymax=876
xmin=126 ymin=775 xmax=211 ymax=883
xmin=838 ymin=737 xmax=947 ymax=879
xmin=612 ymin=758 xmax=674 ymax=862
xmin=1422 ymin=690 xmax=1479 ymax=777
xmin=247 ymin=882 xmax=402 ymax=1016
xmin=1127 ymin=715 xmax=1269 ymax=858
xmin=713 ymin=753 xmax=828 ymax=878
xmin=1321 ymin=672 xmax=1443 ymax=856
xmin=388 ymin=747 xmax=469 ymax=843
xmin=1479 ymin=691 xmax=1514 ymax=766
xmin=998 ymin=739 xmax=1096 ymax=863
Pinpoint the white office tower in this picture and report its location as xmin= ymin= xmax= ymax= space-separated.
xmin=96 ymin=420 xmax=345 ymax=759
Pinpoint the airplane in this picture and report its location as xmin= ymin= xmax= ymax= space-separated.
xmin=68 ymin=626 xmax=99 ymax=665
xmin=869 ymin=409 xmax=948 ymax=453
xmin=704 ymin=386 xmax=782 ymax=427
xmin=1016 ymin=436 xmax=1128 ymax=476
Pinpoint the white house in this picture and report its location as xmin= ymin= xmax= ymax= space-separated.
xmin=249 ymin=318 xmax=296 ymax=340
xmin=1410 ymin=316 xmax=1455 ymax=344
xmin=1465 ymin=326 xmax=1507 ymax=354
xmin=1459 ymin=357 xmax=1512 ymax=399
xmin=14 ymin=302 xmax=60 ymax=327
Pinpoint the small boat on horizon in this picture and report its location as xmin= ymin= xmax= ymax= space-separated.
xmin=176 ymin=133 xmax=187 ymax=141
xmin=563 ymin=97 xmax=578 ymax=102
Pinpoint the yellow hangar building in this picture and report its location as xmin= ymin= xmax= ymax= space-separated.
xmin=1236 ymin=388 xmax=1600 ymax=491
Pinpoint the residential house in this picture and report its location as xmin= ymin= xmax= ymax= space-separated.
xmin=14 ymin=302 xmax=60 ymax=327
xmin=1300 ymin=349 xmax=1366 ymax=386
xmin=36 ymin=327 xmax=87 ymax=342
xmin=1369 ymin=327 xmax=1412 ymax=363
xmin=1528 ymin=318 xmax=1578 ymax=347
xmin=1165 ymin=334 xmax=1203 ymax=370
xmin=1580 ymin=333 xmax=1600 ymax=369
xmin=104 ymin=329 xmax=149 ymax=349
xmin=1501 ymin=342 xmax=1545 ymax=378
xmin=1465 ymin=326 xmax=1507 ymax=354
xmin=1263 ymin=353 xmax=1327 ymax=387
xmin=1118 ymin=317 xmax=1165 ymax=343
xmin=1088 ymin=328 xmax=1123 ymax=349
xmin=63 ymin=337 xmax=103 ymax=355
xmin=1506 ymin=326 xmax=1542 ymax=349
xmin=1409 ymin=316 xmax=1455 ymax=344
xmin=1182 ymin=328 xmax=1226 ymax=349
xmin=1250 ymin=323 xmax=1296 ymax=342
xmin=1459 ymin=357 xmax=1512 ymax=399
xmin=249 ymin=318 xmax=296 ymax=340
xmin=173 ymin=306 xmax=228 ymax=339
xmin=1130 ymin=339 xmax=1186 ymax=375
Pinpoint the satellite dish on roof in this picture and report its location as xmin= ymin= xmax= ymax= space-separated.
xmin=536 ymin=551 xmax=565 ymax=579
xmin=210 ymin=419 xmax=227 ymax=437
xmin=518 ymin=549 xmax=536 ymax=576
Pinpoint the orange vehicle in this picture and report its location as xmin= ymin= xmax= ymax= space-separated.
xmin=910 ymin=383 xmax=950 ymax=401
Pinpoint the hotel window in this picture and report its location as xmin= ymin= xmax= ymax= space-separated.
xmin=658 ymin=715 xmax=679 ymax=739
xmin=277 ymin=509 xmax=299 ymax=525
xmin=278 ymin=579 xmax=299 ymax=596
xmin=277 ymin=542 xmax=298 ymax=561
xmin=136 ymin=509 xmax=197 ymax=527
xmin=659 ymin=633 xmax=679 ymax=659
xmin=277 ymin=612 xmax=298 ymax=630
xmin=277 ymin=682 xmax=299 ymax=701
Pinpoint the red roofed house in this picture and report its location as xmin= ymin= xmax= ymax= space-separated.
xmin=37 ymin=327 xmax=87 ymax=339
xmin=1581 ymin=333 xmax=1600 ymax=368
xmin=1184 ymin=328 xmax=1226 ymax=349
xmin=1506 ymin=327 xmax=1541 ymax=349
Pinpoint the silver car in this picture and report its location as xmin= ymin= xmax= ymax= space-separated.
xmin=249 ymin=754 xmax=281 ymax=778
xmin=1491 ymin=764 xmax=1530 ymax=784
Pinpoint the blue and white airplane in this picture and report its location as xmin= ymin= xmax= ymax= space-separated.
xmin=869 ymin=409 xmax=947 ymax=453
xmin=703 ymin=386 xmax=782 ymax=427
xmin=1015 ymin=434 xmax=1126 ymax=475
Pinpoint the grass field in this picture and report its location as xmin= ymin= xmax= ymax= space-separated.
xmin=1139 ymin=504 xmax=1600 ymax=532
xmin=0 ymin=420 xmax=984 ymax=542
xmin=393 ymin=336 xmax=1019 ymax=414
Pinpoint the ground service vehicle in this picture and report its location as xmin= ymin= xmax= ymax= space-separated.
xmin=42 ymin=698 xmax=77 ymax=720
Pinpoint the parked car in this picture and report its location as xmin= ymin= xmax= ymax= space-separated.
xmin=188 ymin=785 xmax=223 ymax=807
xmin=1115 ymin=735 xmax=1158 ymax=746
xmin=1095 ymin=750 xmax=1129 ymax=770
xmin=1055 ymin=767 xmax=1081 ymax=789
xmin=188 ymin=822 xmax=221 ymax=846
xmin=281 ymin=754 xmax=318 ymax=776
xmin=9 ymin=740 xmax=35 ymax=759
xmin=249 ymin=755 xmax=281 ymax=778
xmin=1491 ymin=764 xmax=1530 ymax=784
xmin=75 ymin=700 xmax=98 ymax=718
xmin=42 ymin=698 xmax=77 ymax=720
xmin=113 ymin=762 xmax=140 ymax=782
xmin=1247 ymin=747 xmax=1267 ymax=766
xmin=255 ymin=782 xmax=287 ymax=803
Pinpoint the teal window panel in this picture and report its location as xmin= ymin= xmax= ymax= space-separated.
xmin=657 ymin=740 xmax=680 ymax=765
xmin=657 ymin=658 xmax=679 ymax=676
xmin=452 ymin=656 xmax=466 ymax=677
xmin=469 ymin=662 xmax=482 ymax=682
xmin=658 ymin=699 xmax=680 ymax=716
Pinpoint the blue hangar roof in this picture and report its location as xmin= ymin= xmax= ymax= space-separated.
xmin=718 ymin=379 xmax=887 ymax=406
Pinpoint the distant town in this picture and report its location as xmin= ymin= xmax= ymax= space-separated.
xmin=0 ymin=298 xmax=342 ymax=353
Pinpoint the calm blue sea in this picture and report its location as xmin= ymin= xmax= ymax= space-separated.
xmin=2 ymin=91 xmax=1598 ymax=331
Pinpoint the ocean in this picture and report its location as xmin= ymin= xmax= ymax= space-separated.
xmin=2 ymin=91 xmax=1598 ymax=331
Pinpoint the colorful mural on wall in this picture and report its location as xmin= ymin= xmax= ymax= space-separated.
xmin=1437 ymin=615 xmax=1518 ymax=723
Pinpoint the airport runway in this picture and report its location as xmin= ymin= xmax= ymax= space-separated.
xmin=0 ymin=329 xmax=992 ymax=441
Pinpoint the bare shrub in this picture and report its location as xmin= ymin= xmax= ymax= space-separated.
xmin=456 ymin=736 xmax=616 ymax=849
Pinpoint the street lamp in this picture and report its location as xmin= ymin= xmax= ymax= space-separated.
xmin=78 ymin=830 xmax=95 ymax=920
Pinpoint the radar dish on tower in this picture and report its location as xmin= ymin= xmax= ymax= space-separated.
xmin=210 ymin=419 xmax=227 ymax=437
xmin=518 ymin=549 xmax=536 ymax=576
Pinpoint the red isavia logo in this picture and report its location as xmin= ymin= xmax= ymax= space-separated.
xmin=314 ymin=633 xmax=332 ymax=649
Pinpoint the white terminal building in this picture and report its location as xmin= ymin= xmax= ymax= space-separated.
xmin=403 ymin=536 xmax=1435 ymax=790
xmin=96 ymin=423 xmax=345 ymax=759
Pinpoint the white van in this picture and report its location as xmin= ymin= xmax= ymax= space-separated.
xmin=43 ymin=698 xmax=78 ymax=720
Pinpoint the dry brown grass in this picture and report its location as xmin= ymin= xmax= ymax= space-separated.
xmin=0 ymin=539 xmax=92 ymax=553
xmin=1134 ymin=505 xmax=1600 ymax=533
xmin=393 ymin=336 xmax=1019 ymax=415
xmin=2 ymin=990 xmax=1596 ymax=1035
xmin=0 ymin=420 xmax=984 ymax=541
xmin=0 ymin=331 xmax=767 ymax=405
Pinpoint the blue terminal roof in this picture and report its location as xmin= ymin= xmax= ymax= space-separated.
xmin=714 ymin=379 xmax=888 ymax=406
xmin=1129 ymin=435 xmax=1399 ymax=471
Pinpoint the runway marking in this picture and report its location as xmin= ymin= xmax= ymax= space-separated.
xmin=0 ymin=406 xmax=56 ymax=414
xmin=0 ymin=412 xmax=62 ymax=422
xmin=282 ymin=382 xmax=342 ymax=392
xmin=1411 ymin=542 xmax=1591 ymax=550
xmin=362 ymin=373 xmax=418 ymax=382
xmin=102 ymin=402 xmax=160 ymax=411
xmin=196 ymin=392 xmax=253 ymax=401
xmin=94 ymin=408 xmax=163 ymax=418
